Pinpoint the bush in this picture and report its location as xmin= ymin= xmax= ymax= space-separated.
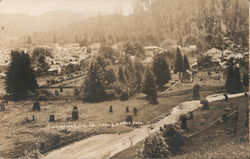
xmin=105 ymin=89 xmax=116 ymax=100
xmin=162 ymin=124 xmax=184 ymax=153
xmin=179 ymin=114 xmax=187 ymax=129
xmin=120 ymin=91 xmax=129 ymax=101
xmin=35 ymin=90 xmax=55 ymax=101
xmin=32 ymin=102 xmax=41 ymax=111
xmin=200 ymin=99 xmax=209 ymax=110
xmin=126 ymin=114 xmax=133 ymax=123
xmin=55 ymin=90 xmax=60 ymax=96
xmin=37 ymin=95 xmax=49 ymax=101
xmin=138 ymin=134 xmax=170 ymax=158
xmin=49 ymin=114 xmax=55 ymax=122
xmin=72 ymin=107 xmax=79 ymax=121
xmin=133 ymin=107 xmax=138 ymax=116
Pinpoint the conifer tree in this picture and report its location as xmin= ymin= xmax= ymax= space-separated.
xmin=242 ymin=73 xmax=249 ymax=87
xmin=142 ymin=67 xmax=158 ymax=104
xmin=174 ymin=47 xmax=184 ymax=78
xmin=153 ymin=54 xmax=171 ymax=88
xmin=5 ymin=50 xmax=38 ymax=101
xmin=83 ymin=59 xmax=106 ymax=102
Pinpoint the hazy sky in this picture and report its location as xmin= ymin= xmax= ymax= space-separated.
xmin=0 ymin=0 xmax=134 ymax=16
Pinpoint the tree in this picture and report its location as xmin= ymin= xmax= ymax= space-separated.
xmin=118 ymin=66 xmax=125 ymax=83
xmin=104 ymin=67 xmax=116 ymax=86
xmin=197 ymin=55 xmax=214 ymax=70
xmin=153 ymin=53 xmax=171 ymax=88
xmin=142 ymin=67 xmax=158 ymax=104
xmin=183 ymin=55 xmax=190 ymax=70
xmin=225 ymin=59 xmax=243 ymax=94
xmin=82 ymin=59 xmax=106 ymax=102
xmin=5 ymin=50 xmax=38 ymax=101
xmin=174 ymin=47 xmax=184 ymax=78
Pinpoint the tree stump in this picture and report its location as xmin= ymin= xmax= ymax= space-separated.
xmin=0 ymin=103 xmax=5 ymax=111
xmin=49 ymin=114 xmax=55 ymax=122
xmin=32 ymin=115 xmax=35 ymax=121
xmin=72 ymin=106 xmax=79 ymax=121
xmin=32 ymin=102 xmax=41 ymax=111
xmin=109 ymin=105 xmax=113 ymax=113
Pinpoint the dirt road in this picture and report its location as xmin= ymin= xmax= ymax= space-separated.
xmin=45 ymin=92 xmax=245 ymax=159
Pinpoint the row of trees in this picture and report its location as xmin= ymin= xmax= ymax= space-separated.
xmin=82 ymin=46 xmax=176 ymax=104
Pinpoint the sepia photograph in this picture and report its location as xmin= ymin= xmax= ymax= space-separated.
xmin=0 ymin=0 xmax=249 ymax=158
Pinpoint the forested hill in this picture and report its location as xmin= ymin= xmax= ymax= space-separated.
xmin=31 ymin=0 xmax=249 ymax=50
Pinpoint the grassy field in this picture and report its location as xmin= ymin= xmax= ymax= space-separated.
xmin=113 ymin=96 xmax=249 ymax=158
xmin=0 ymin=81 xmax=226 ymax=158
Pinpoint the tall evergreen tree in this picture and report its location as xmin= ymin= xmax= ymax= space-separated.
xmin=142 ymin=67 xmax=158 ymax=104
xmin=83 ymin=59 xmax=106 ymax=102
xmin=174 ymin=47 xmax=184 ymax=78
xmin=104 ymin=67 xmax=116 ymax=86
xmin=183 ymin=55 xmax=190 ymax=70
xmin=153 ymin=53 xmax=171 ymax=88
xmin=5 ymin=50 xmax=38 ymax=101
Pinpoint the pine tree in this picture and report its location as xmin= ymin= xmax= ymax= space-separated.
xmin=83 ymin=59 xmax=106 ymax=102
xmin=5 ymin=50 xmax=38 ymax=101
xmin=153 ymin=54 xmax=171 ymax=88
xmin=183 ymin=55 xmax=190 ymax=70
xmin=174 ymin=47 xmax=184 ymax=78
xmin=142 ymin=67 xmax=158 ymax=104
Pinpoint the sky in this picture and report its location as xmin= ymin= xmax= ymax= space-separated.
xmin=0 ymin=0 xmax=134 ymax=16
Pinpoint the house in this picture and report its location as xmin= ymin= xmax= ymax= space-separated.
xmin=47 ymin=64 xmax=62 ymax=75
xmin=181 ymin=70 xmax=193 ymax=83
xmin=144 ymin=46 xmax=161 ymax=57
xmin=204 ymin=48 xmax=222 ymax=61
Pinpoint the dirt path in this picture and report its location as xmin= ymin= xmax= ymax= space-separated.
xmin=45 ymin=92 xmax=245 ymax=159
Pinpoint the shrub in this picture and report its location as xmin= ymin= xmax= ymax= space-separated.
xmin=200 ymin=99 xmax=209 ymax=110
xmin=193 ymin=84 xmax=201 ymax=100
xmin=120 ymin=91 xmax=129 ymax=101
xmin=32 ymin=102 xmax=41 ymax=111
xmin=138 ymin=134 xmax=170 ymax=158
xmin=71 ymin=106 xmax=79 ymax=121
xmin=162 ymin=124 xmax=184 ymax=153
xmin=179 ymin=114 xmax=187 ymax=129
xmin=55 ymin=90 xmax=60 ymax=96
xmin=37 ymin=95 xmax=49 ymax=101
xmin=126 ymin=114 xmax=133 ymax=123
xmin=105 ymin=89 xmax=116 ymax=100
xmin=49 ymin=114 xmax=55 ymax=122
xmin=133 ymin=107 xmax=138 ymax=116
